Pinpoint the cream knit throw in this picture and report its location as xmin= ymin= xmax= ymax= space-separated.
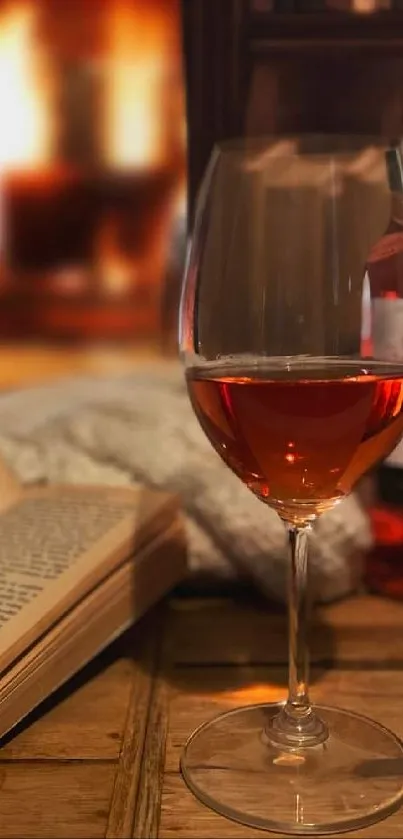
xmin=0 ymin=361 xmax=371 ymax=602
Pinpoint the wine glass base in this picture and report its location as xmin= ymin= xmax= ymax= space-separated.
xmin=181 ymin=703 xmax=403 ymax=835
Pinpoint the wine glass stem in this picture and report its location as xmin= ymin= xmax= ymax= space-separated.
xmin=288 ymin=525 xmax=310 ymax=709
xmin=267 ymin=525 xmax=329 ymax=750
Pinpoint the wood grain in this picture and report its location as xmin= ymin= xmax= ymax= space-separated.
xmin=133 ymin=670 xmax=170 ymax=838
xmin=0 ymin=655 xmax=134 ymax=760
xmin=160 ymin=774 xmax=273 ymax=839
xmin=160 ymin=595 xmax=403 ymax=839
xmin=164 ymin=666 xmax=403 ymax=773
xmin=106 ymin=613 xmax=162 ymax=839
xmin=0 ymin=590 xmax=400 ymax=837
xmin=0 ymin=763 xmax=115 ymax=838
xmin=0 ymin=607 xmax=166 ymax=838
xmin=168 ymin=594 xmax=403 ymax=665
xmin=160 ymin=774 xmax=403 ymax=839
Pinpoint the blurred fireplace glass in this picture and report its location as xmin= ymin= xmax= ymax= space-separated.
xmin=0 ymin=0 xmax=186 ymax=342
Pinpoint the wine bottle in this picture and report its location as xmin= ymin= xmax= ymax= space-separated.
xmin=367 ymin=148 xmax=403 ymax=498
xmin=365 ymin=145 xmax=403 ymax=596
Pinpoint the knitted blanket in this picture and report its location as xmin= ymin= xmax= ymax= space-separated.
xmin=0 ymin=361 xmax=371 ymax=602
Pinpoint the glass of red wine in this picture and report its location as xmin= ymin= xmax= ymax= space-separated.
xmin=179 ymin=137 xmax=403 ymax=834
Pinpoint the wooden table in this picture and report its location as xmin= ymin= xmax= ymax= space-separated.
xmin=0 ymin=592 xmax=402 ymax=838
xmin=0 ymin=342 xmax=162 ymax=389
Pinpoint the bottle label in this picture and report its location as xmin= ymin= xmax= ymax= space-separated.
xmin=372 ymin=297 xmax=403 ymax=467
xmin=372 ymin=298 xmax=403 ymax=361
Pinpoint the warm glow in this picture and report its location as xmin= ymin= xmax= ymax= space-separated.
xmin=95 ymin=216 xmax=137 ymax=295
xmin=0 ymin=3 xmax=52 ymax=167
xmin=0 ymin=0 xmax=186 ymax=311
xmin=353 ymin=0 xmax=378 ymax=11
xmin=104 ymin=1 xmax=170 ymax=169
xmin=220 ymin=682 xmax=285 ymax=704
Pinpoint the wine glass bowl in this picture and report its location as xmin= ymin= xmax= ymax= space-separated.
xmin=179 ymin=137 xmax=403 ymax=834
xmin=186 ymin=358 xmax=403 ymax=525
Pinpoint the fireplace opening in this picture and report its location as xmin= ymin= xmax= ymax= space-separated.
xmin=0 ymin=0 xmax=186 ymax=341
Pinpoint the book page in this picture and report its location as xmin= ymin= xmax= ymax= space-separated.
xmin=0 ymin=484 xmax=178 ymax=674
xmin=0 ymin=457 xmax=22 ymax=513
xmin=0 ymin=494 xmax=135 ymax=625
xmin=0 ymin=519 xmax=186 ymax=740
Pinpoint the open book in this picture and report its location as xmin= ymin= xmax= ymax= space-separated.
xmin=0 ymin=460 xmax=187 ymax=740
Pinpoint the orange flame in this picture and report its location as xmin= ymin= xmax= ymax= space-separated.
xmin=0 ymin=3 xmax=52 ymax=168
xmin=104 ymin=1 xmax=170 ymax=169
xmin=95 ymin=215 xmax=137 ymax=295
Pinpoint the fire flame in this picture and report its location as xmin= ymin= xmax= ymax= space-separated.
xmin=104 ymin=1 xmax=171 ymax=169
xmin=0 ymin=0 xmax=181 ymax=172
xmin=0 ymin=3 xmax=52 ymax=167
xmin=0 ymin=0 xmax=185 ymax=303
xmin=95 ymin=215 xmax=138 ymax=295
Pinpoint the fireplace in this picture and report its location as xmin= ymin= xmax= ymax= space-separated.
xmin=0 ymin=0 xmax=186 ymax=340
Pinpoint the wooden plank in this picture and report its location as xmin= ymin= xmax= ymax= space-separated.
xmin=160 ymin=774 xmax=403 ymax=839
xmin=132 ymin=608 xmax=172 ymax=839
xmin=106 ymin=611 xmax=162 ymax=839
xmin=168 ymin=596 xmax=288 ymax=665
xmin=0 ymin=590 xmax=400 ymax=838
xmin=105 ymin=663 xmax=153 ymax=838
xmin=0 ymin=343 xmax=162 ymax=390
xmin=161 ymin=665 xmax=403 ymax=838
xmin=0 ymin=654 xmax=134 ymax=760
xmin=168 ymin=595 xmax=403 ymax=665
xmin=165 ymin=668 xmax=285 ymax=775
xmin=0 ymin=763 xmax=114 ymax=838
xmin=133 ymin=672 xmax=170 ymax=838
xmin=0 ymin=610 xmax=161 ymax=761
xmin=165 ymin=665 xmax=403 ymax=772
xmin=160 ymin=775 xmax=264 ymax=839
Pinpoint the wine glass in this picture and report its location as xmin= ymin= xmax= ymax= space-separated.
xmin=178 ymin=136 xmax=403 ymax=835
